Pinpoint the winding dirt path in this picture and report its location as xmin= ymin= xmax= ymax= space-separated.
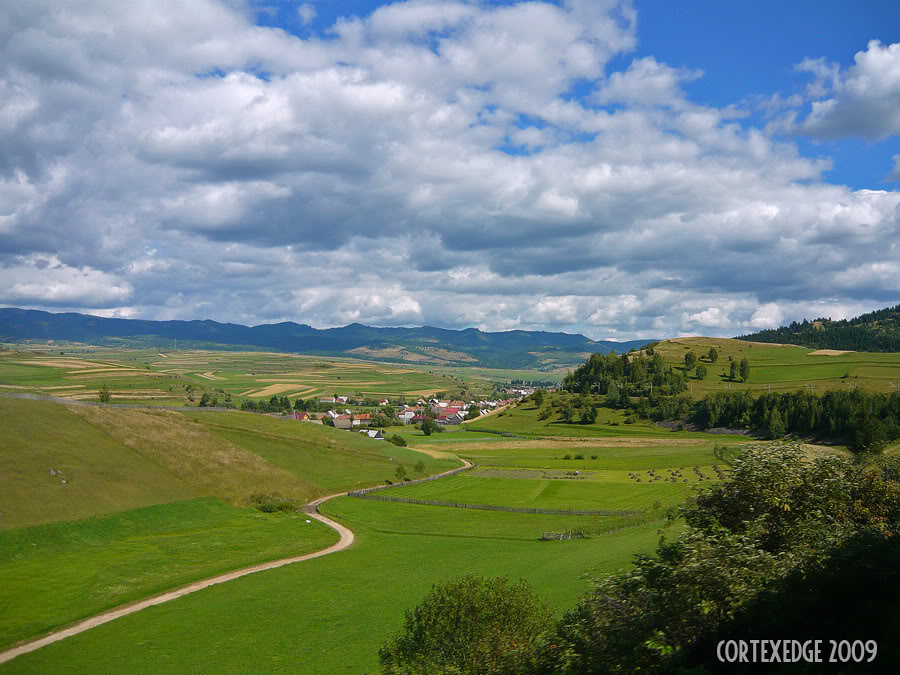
xmin=0 ymin=458 xmax=468 ymax=666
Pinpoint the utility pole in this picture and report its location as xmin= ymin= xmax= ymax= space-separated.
xmin=805 ymin=383 xmax=814 ymax=393
xmin=890 ymin=381 xmax=899 ymax=395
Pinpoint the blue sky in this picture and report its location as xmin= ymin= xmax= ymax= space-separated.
xmin=1 ymin=0 xmax=899 ymax=340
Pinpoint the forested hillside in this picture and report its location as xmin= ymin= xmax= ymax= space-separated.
xmin=737 ymin=304 xmax=900 ymax=351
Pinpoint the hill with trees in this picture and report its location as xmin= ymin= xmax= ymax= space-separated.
xmin=737 ymin=303 xmax=900 ymax=351
xmin=0 ymin=307 xmax=655 ymax=370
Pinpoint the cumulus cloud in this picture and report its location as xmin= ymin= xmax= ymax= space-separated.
xmin=0 ymin=1 xmax=897 ymax=340
xmin=797 ymin=40 xmax=900 ymax=140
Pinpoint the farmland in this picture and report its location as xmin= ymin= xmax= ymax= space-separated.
xmin=0 ymin=345 xmax=486 ymax=407
xmin=2 ymin=339 xmax=896 ymax=672
xmin=1 ymin=388 xmax=750 ymax=673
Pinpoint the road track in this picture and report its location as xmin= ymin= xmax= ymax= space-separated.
xmin=0 ymin=459 xmax=470 ymax=665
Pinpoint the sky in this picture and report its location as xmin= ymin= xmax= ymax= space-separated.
xmin=1 ymin=1 xmax=899 ymax=341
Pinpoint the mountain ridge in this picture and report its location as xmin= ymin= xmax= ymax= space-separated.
xmin=0 ymin=308 xmax=656 ymax=370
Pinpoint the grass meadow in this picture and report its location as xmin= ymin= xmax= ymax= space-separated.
xmin=0 ymin=498 xmax=336 ymax=651
xmin=1 ymin=499 xmax=675 ymax=674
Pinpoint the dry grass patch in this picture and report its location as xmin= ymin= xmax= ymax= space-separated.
xmin=66 ymin=405 xmax=322 ymax=505
xmin=807 ymin=349 xmax=854 ymax=356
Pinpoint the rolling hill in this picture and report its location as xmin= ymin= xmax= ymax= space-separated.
xmin=0 ymin=308 xmax=655 ymax=370
xmin=736 ymin=303 xmax=900 ymax=352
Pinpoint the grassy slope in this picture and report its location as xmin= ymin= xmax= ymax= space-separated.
xmin=182 ymin=412 xmax=458 ymax=493
xmin=652 ymin=337 xmax=900 ymax=396
xmin=2 ymin=499 xmax=674 ymax=674
xmin=0 ymin=498 xmax=336 ymax=651
xmin=0 ymin=398 xmax=197 ymax=529
xmin=1 ymin=399 xmax=459 ymax=653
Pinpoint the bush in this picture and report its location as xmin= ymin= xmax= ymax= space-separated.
xmin=574 ymin=454 xmax=584 ymax=460
xmin=247 ymin=492 xmax=297 ymax=514
xmin=379 ymin=575 xmax=555 ymax=675
xmin=388 ymin=434 xmax=408 ymax=447
xmin=591 ymin=455 xmax=597 ymax=460
xmin=563 ymin=454 xmax=572 ymax=460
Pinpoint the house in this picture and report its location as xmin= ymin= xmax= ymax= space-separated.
xmin=398 ymin=410 xmax=416 ymax=425
xmin=379 ymin=398 xmax=390 ymax=406
xmin=281 ymin=411 xmax=311 ymax=421
xmin=333 ymin=414 xmax=353 ymax=430
xmin=320 ymin=396 xmax=336 ymax=404
xmin=362 ymin=429 xmax=383 ymax=440
xmin=353 ymin=413 xmax=371 ymax=426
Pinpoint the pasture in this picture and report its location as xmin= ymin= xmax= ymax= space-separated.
xmin=0 ymin=498 xmax=336 ymax=651
xmin=1 ymin=498 xmax=673 ymax=673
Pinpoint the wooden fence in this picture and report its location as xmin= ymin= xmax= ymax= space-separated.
xmin=348 ymin=463 xmax=476 ymax=496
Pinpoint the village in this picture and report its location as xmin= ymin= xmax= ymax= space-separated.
xmin=279 ymin=394 xmax=522 ymax=438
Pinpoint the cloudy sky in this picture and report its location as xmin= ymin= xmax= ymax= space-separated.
xmin=2 ymin=1 xmax=899 ymax=340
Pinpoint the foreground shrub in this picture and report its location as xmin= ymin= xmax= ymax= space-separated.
xmin=247 ymin=492 xmax=298 ymax=513
xmin=379 ymin=575 xmax=554 ymax=675
xmin=388 ymin=434 xmax=408 ymax=447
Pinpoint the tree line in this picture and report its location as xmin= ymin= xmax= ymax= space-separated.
xmin=737 ymin=303 xmax=900 ymax=352
xmin=692 ymin=388 xmax=900 ymax=452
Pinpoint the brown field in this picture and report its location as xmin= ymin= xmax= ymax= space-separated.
xmin=807 ymin=349 xmax=854 ymax=356
xmin=15 ymin=359 xmax=112 ymax=368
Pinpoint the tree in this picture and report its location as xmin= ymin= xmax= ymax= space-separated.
xmin=394 ymin=464 xmax=407 ymax=481
xmin=708 ymin=347 xmax=718 ymax=363
xmin=421 ymin=419 xmax=440 ymax=436
xmin=767 ymin=407 xmax=786 ymax=438
xmin=198 ymin=392 xmax=211 ymax=407
xmin=605 ymin=382 xmax=619 ymax=409
xmin=739 ymin=357 xmax=750 ymax=382
xmin=684 ymin=351 xmax=697 ymax=372
xmin=466 ymin=407 xmax=481 ymax=420
xmin=98 ymin=384 xmax=111 ymax=403
xmin=695 ymin=364 xmax=707 ymax=380
xmin=379 ymin=575 xmax=555 ymax=675
xmin=414 ymin=459 xmax=425 ymax=475
xmin=532 ymin=389 xmax=545 ymax=407
xmin=388 ymin=434 xmax=408 ymax=447
xmin=580 ymin=406 xmax=597 ymax=425
xmin=729 ymin=360 xmax=738 ymax=381
xmin=561 ymin=405 xmax=575 ymax=423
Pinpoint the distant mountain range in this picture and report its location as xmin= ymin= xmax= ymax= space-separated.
xmin=736 ymin=303 xmax=900 ymax=352
xmin=0 ymin=308 xmax=656 ymax=370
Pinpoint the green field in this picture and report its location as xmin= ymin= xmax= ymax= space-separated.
xmin=1 ymin=497 xmax=674 ymax=674
xmin=0 ymin=498 xmax=336 ymax=651
xmin=0 ymin=398 xmax=458 ymax=659
xmin=376 ymin=466 xmax=718 ymax=511
xmin=7 ymin=337 xmax=876 ymax=672
xmin=651 ymin=337 xmax=900 ymax=397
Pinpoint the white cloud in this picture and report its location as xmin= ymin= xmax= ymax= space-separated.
xmin=798 ymin=40 xmax=900 ymax=139
xmin=0 ymin=2 xmax=896 ymax=341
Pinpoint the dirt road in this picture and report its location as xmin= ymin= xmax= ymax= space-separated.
xmin=0 ymin=456 xmax=471 ymax=665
